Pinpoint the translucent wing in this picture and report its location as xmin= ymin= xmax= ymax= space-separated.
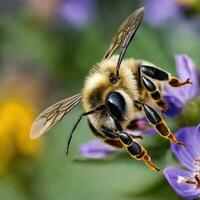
xmin=30 ymin=93 xmax=82 ymax=139
xmin=103 ymin=7 xmax=144 ymax=60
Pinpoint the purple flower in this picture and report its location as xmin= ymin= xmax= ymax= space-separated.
xmin=143 ymin=0 xmax=200 ymax=27
xmin=79 ymin=140 xmax=116 ymax=159
xmin=143 ymin=0 xmax=181 ymax=27
xmin=58 ymin=0 xmax=96 ymax=28
xmin=164 ymin=54 xmax=200 ymax=117
xmin=163 ymin=125 xmax=200 ymax=199
xmin=127 ymin=117 xmax=155 ymax=136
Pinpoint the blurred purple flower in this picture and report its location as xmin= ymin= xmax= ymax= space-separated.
xmin=164 ymin=54 xmax=200 ymax=117
xmin=163 ymin=125 xmax=200 ymax=199
xmin=127 ymin=117 xmax=155 ymax=136
xmin=79 ymin=140 xmax=116 ymax=159
xmin=58 ymin=0 xmax=96 ymax=28
xmin=144 ymin=0 xmax=181 ymax=26
xmin=143 ymin=0 xmax=200 ymax=27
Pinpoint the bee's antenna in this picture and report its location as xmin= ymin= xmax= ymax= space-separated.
xmin=65 ymin=105 xmax=106 ymax=155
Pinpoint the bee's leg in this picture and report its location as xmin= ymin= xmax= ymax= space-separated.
xmin=135 ymin=101 xmax=184 ymax=147
xmin=103 ymin=139 xmax=124 ymax=148
xmin=102 ymin=127 xmax=159 ymax=171
xmin=139 ymin=65 xmax=192 ymax=87
xmin=129 ymin=134 xmax=143 ymax=140
xmin=88 ymin=121 xmax=124 ymax=149
xmin=102 ymin=127 xmax=143 ymax=141
xmin=140 ymin=75 xmax=167 ymax=111
xmin=101 ymin=127 xmax=124 ymax=148
xmin=118 ymin=132 xmax=160 ymax=171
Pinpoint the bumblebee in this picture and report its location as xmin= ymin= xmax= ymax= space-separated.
xmin=30 ymin=7 xmax=191 ymax=171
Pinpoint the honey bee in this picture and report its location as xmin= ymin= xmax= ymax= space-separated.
xmin=30 ymin=7 xmax=191 ymax=171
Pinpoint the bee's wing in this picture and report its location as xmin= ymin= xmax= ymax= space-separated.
xmin=30 ymin=93 xmax=82 ymax=139
xmin=103 ymin=7 xmax=144 ymax=60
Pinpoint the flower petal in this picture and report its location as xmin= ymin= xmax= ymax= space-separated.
xmin=164 ymin=55 xmax=200 ymax=116
xmin=175 ymin=54 xmax=200 ymax=101
xmin=164 ymin=167 xmax=200 ymax=199
xmin=59 ymin=0 xmax=96 ymax=27
xmin=164 ymin=84 xmax=185 ymax=100
xmin=144 ymin=0 xmax=180 ymax=26
xmin=171 ymin=127 xmax=199 ymax=171
xmin=194 ymin=124 xmax=200 ymax=155
xmin=79 ymin=139 xmax=116 ymax=159
xmin=164 ymin=95 xmax=184 ymax=117
xmin=127 ymin=118 xmax=156 ymax=136
xmin=130 ymin=128 xmax=156 ymax=136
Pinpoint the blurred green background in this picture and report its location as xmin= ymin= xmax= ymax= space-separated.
xmin=0 ymin=0 xmax=200 ymax=200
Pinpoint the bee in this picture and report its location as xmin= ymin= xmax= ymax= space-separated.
xmin=30 ymin=7 xmax=191 ymax=171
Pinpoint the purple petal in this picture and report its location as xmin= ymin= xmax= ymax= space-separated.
xmin=164 ymin=167 xmax=200 ymax=199
xmin=164 ymin=95 xmax=184 ymax=117
xmin=171 ymin=127 xmax=200 ymax=171
xmin=195 ymin=124 xmax=200 ymax=142
xmin=79 ymin=139 xmax=116 ymax=159
xmin=175 ymin=54 xmax=200 ymax=100
xmin=164 ymin=85 xmax=185 ymax=100
xmin=58 ymin=0 xmax=96 ymax=27
xmin=164 ymin=55 xmax=200 ymax=117
xmin=193 ymin=125 xmax=200 ymax=156
xmin=144 ymin=0 xmax=180 ymax=26
xmin=127 ymin=118 xmax=156 ymax=136
xmin=131 ymin=128 xmax=156 ymax=136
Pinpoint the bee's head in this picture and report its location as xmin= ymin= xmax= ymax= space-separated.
xmin=105 ymin=90 xmax=133 ymax=122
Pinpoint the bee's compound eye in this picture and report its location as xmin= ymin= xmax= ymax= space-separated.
xmin=106 ymin=91 xmax=126 ymax=121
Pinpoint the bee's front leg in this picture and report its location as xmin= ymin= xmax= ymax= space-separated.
xmin=138 ymin=64 xmax=191 ymax=111
xmin=139 ymin=65 xmax=192 ymax=87
xmin=135 ymin=101 xmax=184 ymax=147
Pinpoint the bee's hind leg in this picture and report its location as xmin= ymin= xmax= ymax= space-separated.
xmin=118 ymin=132 xmax=160 ymax=171
xmin=135 ymin=101 xmax=184 ymax=147
xmin=102 ymin=127 xmax=160 ymax=172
